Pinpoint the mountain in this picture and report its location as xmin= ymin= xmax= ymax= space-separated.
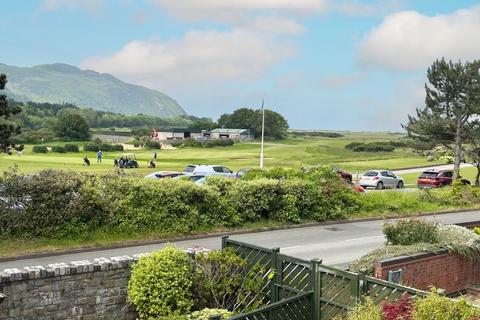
xmin=0 ymin=63 xmax=186 ymax=117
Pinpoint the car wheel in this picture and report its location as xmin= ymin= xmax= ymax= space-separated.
xmin=397 ymin=181 xmax=404 ymax=189
xmin=376 ymin=182 xmax=384 ymax=190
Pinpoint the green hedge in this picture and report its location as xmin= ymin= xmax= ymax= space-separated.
xmin=51 ymin=145 xmax=66 ymax=153
xmin=32 ymin=145 xmax=48 ymax=153
xmin=2 ymin=167 xmax=480 ymax=240
xmin=64 ymin=144 xmax=80 ymax=152
xmin=171 ymin=138 xmax=234 ymax=148
xmin=83 ymin=142 xmax=124 ymax=152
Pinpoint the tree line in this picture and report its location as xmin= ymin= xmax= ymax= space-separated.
xmin=0 ymin=75 xmax=289 ymax=148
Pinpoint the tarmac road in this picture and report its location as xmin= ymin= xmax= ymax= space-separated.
xmin=1 ymin=210 xmax=479 ymax=271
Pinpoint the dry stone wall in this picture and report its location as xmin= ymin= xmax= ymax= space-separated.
xmin=0 ymin=255 xmax=147 ymax=320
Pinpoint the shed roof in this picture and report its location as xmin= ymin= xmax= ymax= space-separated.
xmin=210 ymin=128 xmax=249 ymax=134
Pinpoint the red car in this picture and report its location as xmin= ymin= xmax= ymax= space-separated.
xmin=417 ymin=170 xmax=470 ymax=189
xmin=333 ymin=167 xmax=352 ymax=182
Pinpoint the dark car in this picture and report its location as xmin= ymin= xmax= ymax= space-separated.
xmin=333 ymin=167 xmax=352 ymax=182
xmin=417 ymin=170 xmax=470 ymax=188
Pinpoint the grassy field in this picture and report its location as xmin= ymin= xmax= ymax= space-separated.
xmin=0 ymin=131 xmax=444 ymax=175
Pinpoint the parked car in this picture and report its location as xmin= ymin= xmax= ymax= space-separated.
xmin=332 ymin=166 xmax=352 ymax=182
xmin=144 ymin=171 xmax=184 ymax=179
xmin=183 ymin=164 xmax=236 ymax=177
xmin=174 ymin=174 xmax=206 ymax=183
xmin=359 ymin=170 xmax=404 ymax=189
xmin=417 ymin=170 xmax=470 ymax=188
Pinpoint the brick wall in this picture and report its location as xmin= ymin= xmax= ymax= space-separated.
xmin=0 ymin=255 xmax=144 ymax=319
xmin=374 ymin=250 xmax=479 ymax=295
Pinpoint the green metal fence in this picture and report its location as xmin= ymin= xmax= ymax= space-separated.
xmin=229 ymin=292 xmax=314 ymax=320
xmin=222 ymin=237 xmax=425 ymax=320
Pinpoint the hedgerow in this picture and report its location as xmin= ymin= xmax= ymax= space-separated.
xmin=1 ymin=167 xmax=480 ymax=241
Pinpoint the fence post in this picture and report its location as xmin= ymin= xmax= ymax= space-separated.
xmin=271 ymin=247 xmax=280 ymax=303
xmin=221 ymin=235 xmax=229 ymax=250
xmin=358 ymin=270 xmax=367 ymax=303
xmin=310 ymin=259 xmax=322 ymax=320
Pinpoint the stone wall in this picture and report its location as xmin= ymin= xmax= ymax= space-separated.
xmin=0 ymin=255 xmax=144 ymax=320
xmin=374 ymin=250 xmax=479 ymax=295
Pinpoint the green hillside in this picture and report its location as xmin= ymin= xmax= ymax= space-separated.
xmin=0 ymin=63 xmax=186 ymax=117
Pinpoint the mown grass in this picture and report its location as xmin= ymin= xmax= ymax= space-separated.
xmin=0 ymin=131 xmax=442 ymax=175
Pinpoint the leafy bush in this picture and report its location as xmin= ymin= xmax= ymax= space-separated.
xmin=32 ymin=145 xmax=48 ymax=153
xmin=381 ymin=295 xmax=414 ymax=320
xmin=173 ymin=138 xmax=235 ymax=148
xmin=413 ymin=289 xmax=480 ymax=320
xmin=474 ymin=227 xmax=480 ymax=235
xmin=145 ymin=140 xmax=161 ymax=149
xmin=194 ymin=248 xmax=265 ymax=313
xmin=128 ymin=246 xmax=194 ymax=319
xmin=64 ymin=144 xmax=80 ymax=152
xmin=337 ymin=298 xmax=382 ymax=320
xmin=51 ymin=145 xmax=66 ymax=153
xmin=0 ymin=169 xmax=110 ymax=238
xmin=109 ymin=178 xmax=238 ymax=234
xmin=190 ymin=308 xmax=233 ymax=320
xmin=383 ymin=219 xmax=439 ymax=245
xmin=83 ymin=142 xmax=124 ymax=152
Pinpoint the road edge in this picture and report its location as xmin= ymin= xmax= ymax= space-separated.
xmin=1 ymin=207 xmax=479 ymax=263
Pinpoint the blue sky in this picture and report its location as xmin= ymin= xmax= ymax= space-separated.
xmin=2 ymin=0 xmax=480 ymax=131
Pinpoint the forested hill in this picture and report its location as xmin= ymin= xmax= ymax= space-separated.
xmin=0 ymin=63 xmax=186 ymax=117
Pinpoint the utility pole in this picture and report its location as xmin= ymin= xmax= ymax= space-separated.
xmin=260 ymin=99 xmax=265 ymax=169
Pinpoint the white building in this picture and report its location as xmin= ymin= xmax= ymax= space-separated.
xmin=209 ymin=128 xmax=251 ymax=140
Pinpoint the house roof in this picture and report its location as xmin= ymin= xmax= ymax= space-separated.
xmin=210 ymin=128 xmax=249 ymax=134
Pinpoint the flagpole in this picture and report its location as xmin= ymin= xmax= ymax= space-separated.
xmin=260 ymin=99 xmax=265 ymax=169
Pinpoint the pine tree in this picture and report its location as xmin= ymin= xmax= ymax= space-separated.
xmin=404 ymin=59 xmax=480 ymax=180
xmin=0 ymin=74 xmax=22 ymax=153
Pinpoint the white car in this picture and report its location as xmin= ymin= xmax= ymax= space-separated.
xmin=359 ymin=170 xmax=404 ymax=190
xmin=183 ymin=165 xmax=236 ymax=177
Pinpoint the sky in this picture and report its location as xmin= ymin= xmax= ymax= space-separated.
xmin=2 ymin=0 xmax=480 ymax=131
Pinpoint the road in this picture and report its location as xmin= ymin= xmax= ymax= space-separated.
xmin=1 ymin=210 xmax=479 ymax=271
xmin=392 ymin=163 xmax=472 ymax=175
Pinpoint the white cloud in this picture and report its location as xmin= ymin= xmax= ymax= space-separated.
xmin=358 ymin=6 xmax=480 ymax=71
xmin=246 ymin=16 xmax=305 ymax=35
xmin=153 ymin=0 xmax=328 ymax=22
xmin=321 ymin=72 xmax=366 ymax=87
xmin=39 ymin=0 xmax=104 ymax=12
xmin=333 ymin=0 xmax=404 ymax=17
xmin=82 ymin=29 xmax=296 ymax=90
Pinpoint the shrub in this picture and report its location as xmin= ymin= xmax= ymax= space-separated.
xmin=128 ymin=246 xmax=194 ymax=319
xmin=338 ymin=298 xmax=382 ymax=320
xmin=190 ymin=308 xmax=233 ymax=320
xmin=32 ymin=145 xmax=48 ymax=153
xmin=413 ymin=289 xmax=480 ymax=320
xmin=64 ymin=144 xmax=80 ymax=152
xmin=145 ymin=140 xmax=161 ymax=149
xmin=383 ymin=219 xmax=439 ymax=245
xmin=474 ymin=227 xmax=480 ymax=235
xmin=0 ymin=169 xmax=111 ymax=238
xmin=194 ymin=248 xmax=265 ymax=313
xmin=110 ymin=178 xmax=238 ymax=234
xmin=381 ymin=295 xmax=414 ymax=320
xmin=51 ymin=145 xmax=66 ymax=153
xmin=83 ymin=142 xmax=124 ymax=152
xmin=12 ymin=129 xmax=56 ymax=144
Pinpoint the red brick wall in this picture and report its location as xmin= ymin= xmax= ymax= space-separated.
xmin=374 ymin=252 xmax=478 ymax=295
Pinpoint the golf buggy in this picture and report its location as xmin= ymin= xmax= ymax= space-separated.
xmin=116 ymin=154 xmax=139 ymax=169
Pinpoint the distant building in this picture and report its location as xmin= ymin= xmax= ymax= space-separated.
xmin=151 ymin=128 xmax=204 ymax=140
xmin=209 ymin=128 xmax=251 ymax=140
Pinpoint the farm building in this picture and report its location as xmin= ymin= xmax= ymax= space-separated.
xmin=209 ymin=128 xmax=251 ymax=140
xmin=151 ymin=128 xmax=204 ymax=140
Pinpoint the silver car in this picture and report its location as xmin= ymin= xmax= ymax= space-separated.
xmin=359 ymin=170 xmax=404 ymax=190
